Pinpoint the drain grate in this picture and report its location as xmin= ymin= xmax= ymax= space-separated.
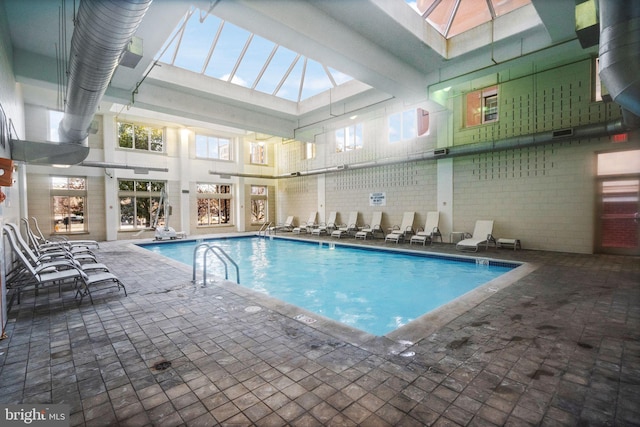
xmin=153 ymin=360 xmax=172 ymax=371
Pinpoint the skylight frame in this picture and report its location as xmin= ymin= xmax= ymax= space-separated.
xmin=156 ymin=6 xmax=355 ymax=104
xmin=410 ymin=0 xmax=532 ymax=39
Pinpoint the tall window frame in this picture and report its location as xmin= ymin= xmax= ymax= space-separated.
xmin=117 ymin=121 xmax=165 ymax=152
xmin=250 ymin=142 xmax=267 ymax=164
xmin=48 ymin=110 xmax=64 ymax=142
xmin=51 ymin=176 xmax=88 ymax=234
xmin=388 ymin=108 xmax=428 ymax=143
xmin=303 ymin=142 xmax=316 ymax=160
xmin=250 ymin=185 xmax=268 ymax=224
xmin=196 ymin=183 xmax=232 ymax=226
xmin=118 ymin=180 xmax=166 ymax=231
xmin=335 ymin=123 xmax=363 ymax=153
xmin=195 ymin=134 xmax=232 ymax=160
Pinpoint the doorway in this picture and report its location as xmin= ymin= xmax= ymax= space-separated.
xmin=596 ymin=149 xmax=640 ymax=255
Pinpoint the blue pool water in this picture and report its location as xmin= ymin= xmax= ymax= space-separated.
xmin=139 ymin=237 xmax=515 ymax=336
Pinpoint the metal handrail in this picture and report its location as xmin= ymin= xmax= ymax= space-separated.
xmin=192 ymin=243 xmax=240 ymax=284
xmin=258 ymin=222 xmax=272 ymax=237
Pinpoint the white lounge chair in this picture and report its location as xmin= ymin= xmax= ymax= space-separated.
xmin=3 ymin=226 xmax=126 ymax=305
xmin=29 ymin=216 xmax=99 ymax=249
xmin=331 ymin=211 xmax=359 ymax=238
xmin=410 ymin=211 xmax=442 ymax=245
xmin=355 ymin=212 xmax=383 ymax=240
xmin=11 ymin=222 xmax=97 ymax=264
xmin=293 ymin=212 xmax=317 ymax=234
xmin=456 ymin=220 xmax=496 ymax=251
xmin=385 ymin=212 xmax=415 ymax=243
xmin=4 ymin=224 xmax=108 ymax=273
xmin=269 ymin=216 xmax=295 ymax=233
xmin=311 ymin=211 xmax=337 ymax=236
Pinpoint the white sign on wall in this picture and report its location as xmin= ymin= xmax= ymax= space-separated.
xmin=369 ymin=192 xmax=386 ymax=206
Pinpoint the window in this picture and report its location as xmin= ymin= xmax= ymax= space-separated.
xmin=388 ymin=108 xmax=428 ymax=143
xmin=466 ymin=86 xmax=498 ymax=127
xmin=196 ymin=134 xmax=231 ymax=160
xmin=304 ymin=142 xmax=316 ymax=160
xmin=118 ymin=180 xmax=165 ymax=230
xmin=250 ymin=185 xmax=268 ymax=224
xmin=197 ymin=184 xmax=232 ymax=226
xmin=48 ymin=110 xmax=64 ymax=142
xmin=594 ymin=57 xmax=611 ymax=102
xmin=51 ymin=176 xmax=87 ymax=234
xmin=335 ymin=124 xmax=363 ymax=152
xmin=250 ymin=142 xmax=267 ymax=164
xmin=118 ymin=121 xmax=164 ymax=152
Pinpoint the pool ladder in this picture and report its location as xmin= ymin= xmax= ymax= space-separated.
xmin=257 ymin=222 xmax=273 ymax=237
xmin=192 ymin=243 xmax=240 ymax=284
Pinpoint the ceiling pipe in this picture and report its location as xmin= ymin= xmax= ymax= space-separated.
xmin=60 ymin=0 xmax=152 ymax=145
xmin=210 ymin=119 xmax=628 ymax=180
xmin=598 ymin=0 xmax=640 ymax=125
xmin=445 ymin=119 xmax=626 ymax=158
xmin=79 ymin=161 xmax=168 ymax=173
xmin=11 ymin=0 xmax=152 ymax=165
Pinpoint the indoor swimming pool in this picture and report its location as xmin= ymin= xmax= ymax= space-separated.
xmin=139 ymin=237 xmax=517 ymax=336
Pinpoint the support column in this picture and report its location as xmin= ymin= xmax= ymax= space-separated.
xmin=103 ymin=113 xmax=118 ymax=241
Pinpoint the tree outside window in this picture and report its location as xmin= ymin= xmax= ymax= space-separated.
xmin=197 ymin=184 xmax=232 ymax=226
xmin=118 ymin=121 xmax=164 ymax=152
xmin=250 ymin=142 xmax=267 ymax=164
xmin=51 ymin=176 xmax=87 ymax=233
xmin=250 ymin=185 xmax=268 ymax=223
xmin=118 ymin=180 xmax=165 ymax=230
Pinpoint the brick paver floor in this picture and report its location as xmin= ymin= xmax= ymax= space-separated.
xmin=1 ymin=233 xmax=638 ymax=426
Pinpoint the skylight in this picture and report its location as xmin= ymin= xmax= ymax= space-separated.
xmin=157 ymin=7 xmax=354 ymax=103
xmin=406 ymin=0 xmax=532 ymax=38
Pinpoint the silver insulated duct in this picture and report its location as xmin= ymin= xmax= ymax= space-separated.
xmin=11 ymin=0 xmax=152 ymax=165
xmin=57 ymin=0 xmax=152 ymax=155
xmin=598 ymin=0 xmax=640 ymax=124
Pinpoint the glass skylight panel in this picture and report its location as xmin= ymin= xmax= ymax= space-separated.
xmin=424 ymin=0 xmax=457 ymax=36
xmin=253 ymin=46 xmax=298 ymax=96
xmin=157 ymin=6 xmax=356 ymax=103
xmin=407 ymin=0 xmax=532 ymax=38
xmin=275 ymin=55 xmax=304 ymax=101
xmin=204 ymin=20 xmax=252 ymax=82
xmin=172 ymin=10 xmax=219 ymax=72
xmin=448 ymin=1 xmax=492 ymax=38
xmin=328 ymin=67 xmax=352 ymax=86
xmin=492 ymin=0 xmax=531 ymax=17
xmin=233 ymin=35 xmax=277 ymax=89
xmin=300 ymin=60 xmax=335 ymax=100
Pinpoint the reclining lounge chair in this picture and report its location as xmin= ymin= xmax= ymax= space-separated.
xmin=293 ymin=212 xmax=317 ymax=234
xmin=409 ymin=211 xmax=442 ymax=245
xmin=3 ymin=226 xmax=126 ymax=305
xmin=311 ymin=211 xmax=337 ymax=236
xmin=269 ymin=216 xmax=295 ymax=233
xmin=385 ymin=212 xmax=415 ymax=243
xmin=355 ymin=212 xmax=383 ymax=240
xmin=456 ymin=220 xmax=496 ymax=252
xmin=331 ymin=211 xmax=359 ymax=238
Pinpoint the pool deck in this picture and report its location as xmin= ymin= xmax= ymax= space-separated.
xmin=1 ymin=233 xmax=638 ymax=426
